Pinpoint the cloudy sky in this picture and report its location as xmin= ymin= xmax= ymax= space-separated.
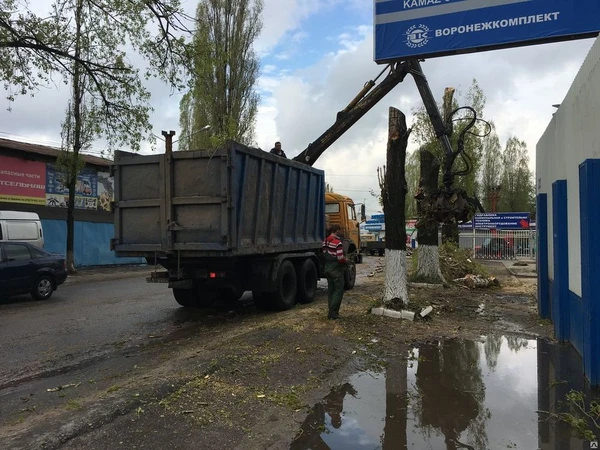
xmin=0 ymin=0 xmax=596 ymax=215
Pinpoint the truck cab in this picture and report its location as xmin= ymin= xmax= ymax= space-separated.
xmin=324 ymin=192 xmax=365 ymax=262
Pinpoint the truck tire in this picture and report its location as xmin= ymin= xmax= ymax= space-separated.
xmin=344 ymin=262 xmax=356 ymax=290
xmin=173 ymin=288 xmax=198 ymax=307
xmin=296 ymin=259 xmax=317 ymax=304
xmin=270 ymin=260 xmax=297 ymax=311
xmin=378 ymin=249 xmax=384 ymax=257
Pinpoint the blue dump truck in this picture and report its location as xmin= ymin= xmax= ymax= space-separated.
xmin=110 ymin=141 xmax=359 ymax=311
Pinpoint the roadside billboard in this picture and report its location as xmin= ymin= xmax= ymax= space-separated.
xmin=0 ymin=155 xmax=47 ymax=205
xmin=97 ymin=172 xmax=114 ymax=212
xmin=374 ymin=0 xmax=600 ymax=63
xmin=45 ymin=164 xmax=99 ymax=210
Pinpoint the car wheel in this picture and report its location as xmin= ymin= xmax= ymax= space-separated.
xmin=31 ymin=275 xmax=54 ymax=300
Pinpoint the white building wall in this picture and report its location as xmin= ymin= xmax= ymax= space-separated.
xmin=536 ymin=37 xmax=600 ymax=297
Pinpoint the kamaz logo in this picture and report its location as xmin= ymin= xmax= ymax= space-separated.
xmin=406 ymin=24 xmax=430 ymax=48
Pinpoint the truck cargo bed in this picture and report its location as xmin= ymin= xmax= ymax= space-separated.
xmin=112 ymin=142 xmax=326 ymax=258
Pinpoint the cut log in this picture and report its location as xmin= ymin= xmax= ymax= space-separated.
xmin=453 ymin=274 xmax=500 ymax=288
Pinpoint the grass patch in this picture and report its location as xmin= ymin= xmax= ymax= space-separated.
xmin=65 ymin=399 xmax=82 ymax=410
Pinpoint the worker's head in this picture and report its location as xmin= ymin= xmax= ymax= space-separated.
xmin=274 ymin=141 xmax=282 ymax=149
xmin=330 ymin=224 xmax=341 ymax=235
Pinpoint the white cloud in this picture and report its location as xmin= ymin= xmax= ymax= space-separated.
xmin=291 ymin=31 xmax=309 ymax=43
xmin=256 ymin=0 xmax=340 ymax=54
xmin=257 ymin=28 xmax=596 ymax=214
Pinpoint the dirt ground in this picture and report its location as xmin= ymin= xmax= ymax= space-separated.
xmin=0 ymin=256 xmax=551 ymax=450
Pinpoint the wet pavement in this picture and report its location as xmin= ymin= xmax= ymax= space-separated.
xmin=291 ymin=336 xmax=600 ymax=450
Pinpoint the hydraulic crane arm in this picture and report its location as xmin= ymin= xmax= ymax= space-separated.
xmin=292 ymin=61 xmax=410 ymax=166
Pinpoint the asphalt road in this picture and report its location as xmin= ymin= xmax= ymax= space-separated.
xmin=0 ymin=275 xmax=184 ymax=388
xmin=0 ymin=256 xmax=383 ymax=390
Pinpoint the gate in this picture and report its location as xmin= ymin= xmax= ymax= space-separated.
xmin=471 ymin=229 xmax=535 ymax=260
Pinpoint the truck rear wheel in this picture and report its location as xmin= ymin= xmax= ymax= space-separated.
xmin=173 ymin=287 xmax=216 ymax=307
xmin=344 ymin=262 xmax=356 ymax=290
xmin=296 ymin=259 xmax=317 ymax=304
xmin=173 ymin=289 xmax=198 ymax=307
xmin=270 ymin=260 xmax=297 ymax=311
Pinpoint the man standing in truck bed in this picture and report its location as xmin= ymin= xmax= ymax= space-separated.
xmin=322 ymin=224 xmax=347 ymax=320
xmin=270 ymin=141 xmax=287 ymax=158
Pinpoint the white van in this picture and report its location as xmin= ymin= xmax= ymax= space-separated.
xmin=0 ymin=211 xmax=44 ymax=249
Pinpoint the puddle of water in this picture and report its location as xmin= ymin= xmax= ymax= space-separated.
xmin=291 ymin=336 xmax=599 ymax=450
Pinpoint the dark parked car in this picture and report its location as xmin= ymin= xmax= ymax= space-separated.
xmin=0 ymin=242 xmax=67 ymax=300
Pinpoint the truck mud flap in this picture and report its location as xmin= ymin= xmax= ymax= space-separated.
xmin=168 ymin=279 xmax=194 ymax=289
xmin=146 ymin=271 xmax=169 ymax=283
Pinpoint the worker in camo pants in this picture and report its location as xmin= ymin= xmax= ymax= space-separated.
xmin=322 ymin=224 xmax=347 ymax=320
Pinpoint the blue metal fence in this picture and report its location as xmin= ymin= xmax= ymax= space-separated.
xmin=41 ymin=219 xmax=145 ymax=267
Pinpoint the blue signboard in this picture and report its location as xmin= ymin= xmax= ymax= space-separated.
xmin=366 ymin=219 xmax=385 ymax=225
xmin=374 ymin=0 xmax=600 ymax=62
xmin=370 ymin=214 xmax=385 ymax=221
xmin=473 ymin=212 xmax=530 ymax=230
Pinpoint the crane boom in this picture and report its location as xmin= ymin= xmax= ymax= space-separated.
xmin=292 ymin=61 xmax=410 ymax=166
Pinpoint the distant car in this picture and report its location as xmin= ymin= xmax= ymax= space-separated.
xmin=0 ymin=242 xmax=67 ymax=300
xmin=475 ymin=237 xmax=515 ymax=259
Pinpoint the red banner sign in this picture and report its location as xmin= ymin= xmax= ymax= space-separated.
xmin=0 ymin=155 xmax=47 ymax=205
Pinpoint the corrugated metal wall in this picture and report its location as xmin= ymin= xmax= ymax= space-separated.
xmin=536 ymin=36 xmax=600 ymax=385
xmin=42 ymin=219 xmax=145 ymax=267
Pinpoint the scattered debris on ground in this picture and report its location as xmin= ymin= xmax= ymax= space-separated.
xmin=438 ymin=242 xmax=490 ymax=281
xmin=454 ymin=274 xmax=500 ymax=289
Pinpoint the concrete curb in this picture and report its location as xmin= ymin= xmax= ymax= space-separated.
xmin=371 ymin=307 xmax=415 ymax=320
xmin=506 ymin=269 xmax=538 ymax=279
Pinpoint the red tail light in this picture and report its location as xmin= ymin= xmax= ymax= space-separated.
xmin=209 ymin=272 xmax=226 ymax=278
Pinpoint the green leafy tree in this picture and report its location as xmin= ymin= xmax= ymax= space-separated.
xmin=411 ymin=79 xmax=487 ymax=198
xmin=0 ymin=1 xmax=192 ymax=270
xmin=179 ymin=0 xmax=262 ymax=150
xmin=479 ymin=123 xmax=503 ymax=212
xmin=0 ymin=1 xmax=190 ymax=141
xmin=405 ymin=151 xmax=419 ymax=219
xmin=498 ymin=137 xmax=535 ymax=213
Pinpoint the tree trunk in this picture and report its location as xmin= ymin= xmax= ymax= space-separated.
xmin=382 ymin=107 xmax=410 ymax=305
xmin=415 ymin=149 xmax=445 ymax=283
xmin=66 ymin=0 xmax=84 ymax=275
xmin=441 ymin=87 xmax=459 ymax=245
